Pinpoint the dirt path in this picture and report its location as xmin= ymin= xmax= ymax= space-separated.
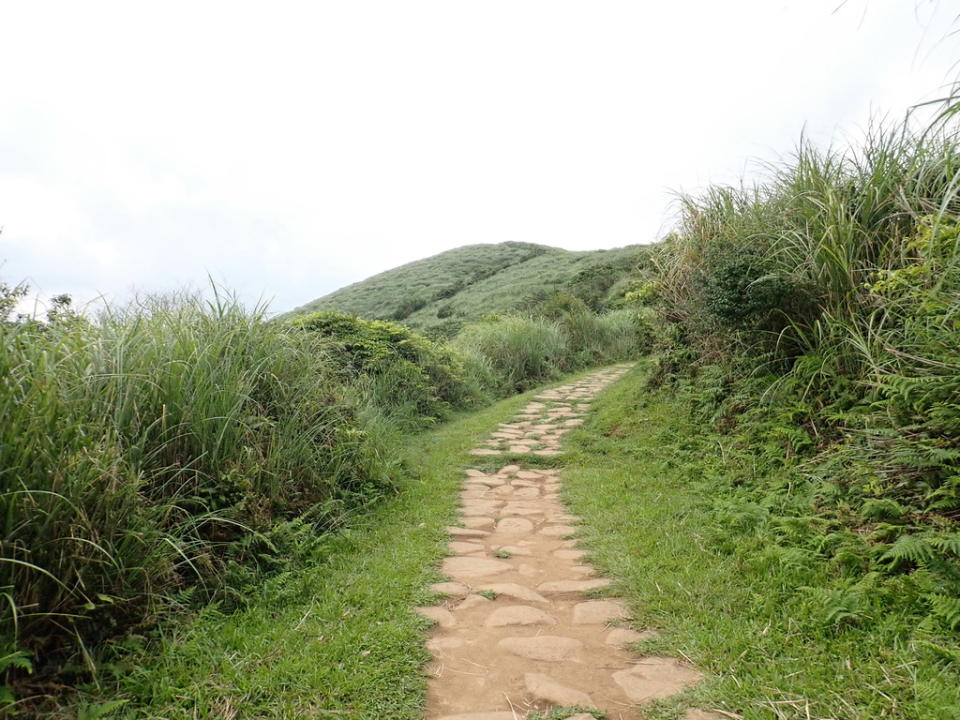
xmin=419 ymin=366 xmax=717 ymax=720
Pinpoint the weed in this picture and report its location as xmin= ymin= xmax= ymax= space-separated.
xmin=528 ymin=706 xmax=606 ymax=720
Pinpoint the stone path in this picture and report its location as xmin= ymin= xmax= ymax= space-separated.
xmin=420 ymin=366 xmax=719 ymax=720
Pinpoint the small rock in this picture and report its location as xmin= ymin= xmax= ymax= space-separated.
xmin=611 ymin=657 xmax=702 ymax=702
xmin=539 ymin=524 xmax=578 ymax=536
xmin=461 ymin=516 xmax=495 ymax=529
xmin=572 ymin=599 xmax=629 ymax=624
xmin=523 ymin=672 xmax=592 ymax=706
xmin=494 ymin=544 xmax=531 ymax=556
xmin=474 ymin=582 xmax=549 ymax=603
xmin=484 ymin=605 xmax=557 ymax=627
xmin=416 ymin=606 xmax=456 ymax=628
xmin=446 ymin=526 xmax=489 ymax=538
xmin=442 ymin=556 xmax=512 ymax=579
xmin=495 ymin=517 xmax=534 ymax=533
xmin=448 ymin=541 xmax=485 ymax=555
xmin=605 ymin=627 xmax=659 ymax=646
xmin=457 ymin=594 xmax=493 ymax=611
xmin=537 ymin=578 xmax=611 ymax=594
xmin=497 ymin=635 xmax=582 ymax=661
xmin=429 ymin=581 xmax=470 ymax=597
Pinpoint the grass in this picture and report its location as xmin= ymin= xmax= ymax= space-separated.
xmin=74 ymin=372 xmax=598 ymax=719
xmin=289 ymin=241 xmax=647 ymax=334
xmin=1 ymin=292 xmax=402 ymax=706
xmin=643 ymin=109 xmax=960 ymax=644
xmin=527 ymin=707 xmax=606 ymax=719
xmin=562 ymin=362 xmax=960 ymax=720
xmin=2 ymin=269 xmax=650 ymax=711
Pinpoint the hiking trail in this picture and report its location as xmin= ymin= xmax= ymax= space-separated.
xmin=419 ymin=365 xmax=720 ymax=720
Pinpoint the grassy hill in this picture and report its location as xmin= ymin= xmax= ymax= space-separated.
xmin=288 ymin=241 xmax=648 ymax=335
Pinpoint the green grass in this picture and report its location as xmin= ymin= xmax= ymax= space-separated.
xmin=76 ymin=372 xmax=597 ymax=719
xmin=288 ymin=241 xmax=647 ymax=334
xmin=562 ymin=363 xmax=960 ymax=720
xmin=527 ymin=707 xmax=606 ymax=720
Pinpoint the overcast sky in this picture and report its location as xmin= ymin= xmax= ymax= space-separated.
xmin=1 ymin=1 xmax=957 ymax=315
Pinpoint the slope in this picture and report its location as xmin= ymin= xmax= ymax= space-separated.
xmin=288 ymin=241 xmax=648 ymax=335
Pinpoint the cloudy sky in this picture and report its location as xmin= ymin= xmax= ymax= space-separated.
xmin=1 ymin=1 xmax=957 ymax=315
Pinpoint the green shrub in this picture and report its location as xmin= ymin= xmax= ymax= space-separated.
xmin=295 ymin=311 xmax=484 ymax=427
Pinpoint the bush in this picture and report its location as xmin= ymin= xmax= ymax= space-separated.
xmin=295 ymin=311 xmax=484 ymax=427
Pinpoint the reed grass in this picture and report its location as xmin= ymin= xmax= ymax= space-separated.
xmin=1 ymin=291 xmax=397 ymax=701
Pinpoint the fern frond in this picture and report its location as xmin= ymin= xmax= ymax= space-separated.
xmin=927 ymin=593 xmax=960 ymax=631
xmin=881 ymin=533 xmax=937 ymax=567
xmin=928 ymin=534 xmax=960 ymax=557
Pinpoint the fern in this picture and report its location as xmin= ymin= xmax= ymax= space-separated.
xmin=928 ymin=534 xmax=960 ymax=557
xmin=880 ymin=533 xmax=937 ymax=568
xmin=927 ymin=593 xmax=960 ymax=631
xmin=0 ymin=650 xmax=32 ymax=675
xmin=802 ymin=585 xmax=869 ymax=627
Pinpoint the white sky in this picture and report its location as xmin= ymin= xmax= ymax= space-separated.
xmin=1 ymin=1 xmax=958 ymax=315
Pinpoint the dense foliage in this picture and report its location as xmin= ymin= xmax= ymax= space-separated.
xmin=645 ymin=116 xmax=960 ymax=638
xmin=296 ymin=311 xmax=484 ymax=428
xmin=566 ymin=364 xmax=960 ymax=719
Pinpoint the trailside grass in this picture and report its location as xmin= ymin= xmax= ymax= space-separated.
xmin=562 ymin=363 xmax=960 ymax=720
xmin=85 ymin=372 xmax=599 ymax=720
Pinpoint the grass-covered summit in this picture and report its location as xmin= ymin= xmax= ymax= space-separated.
xmin=289 ymin=241 xmax=647 ymax=335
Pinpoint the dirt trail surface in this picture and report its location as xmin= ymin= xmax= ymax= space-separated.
xmin=420 ymin=366 xmax=716 ymax=720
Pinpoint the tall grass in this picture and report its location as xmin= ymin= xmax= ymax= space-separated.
xmin=648 ymin=108 xmax=960 ymax=634
xmin=453 ymin=315 xmax=568 ymax=393
xmin=453 ymin=309 xmax=649 ymax=395
xmin=1 ymin=292 xmax=396 ymax=694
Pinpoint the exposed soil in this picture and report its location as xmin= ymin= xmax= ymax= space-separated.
xmin=420 ymin=366 xmax=719 ymax=720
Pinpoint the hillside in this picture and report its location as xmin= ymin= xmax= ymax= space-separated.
xmin=289 ymin=241 xmax=648 ymax=334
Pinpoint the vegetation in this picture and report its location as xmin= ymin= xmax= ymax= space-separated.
xmin=642 ymin=115 xmax=960 ymax=633
xmin=453 ymin=307 xmax=650 ymax=394
xmin=0 ymin=291 xmax=403 ymax=710
xmin=0 ymin=275 xmax=648 ymax=713
xmin=565 ymin=363 xmax=960 ymax=720
xmin=37 ymin=373 xmax=589 ymax=718
xmin=7 ymin=80 xmax=959 ymax=720
xmin=563 ymin=109 xmax=960 ymax=717
xmin=289 ymin=241 xmax=647 ymax=337
xmin=296 ymin=311 xmax=485 ymax=429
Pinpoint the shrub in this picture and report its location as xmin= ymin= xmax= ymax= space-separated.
xmin=295 ymin=311 xmax=484 ymax=427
